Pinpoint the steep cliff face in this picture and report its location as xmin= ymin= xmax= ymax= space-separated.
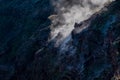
xmin=0 ymin=0 xmax=120 ymax=80
xmin=71 ymin=3 xmax=120 ymax=79
xmin=34 ymin=1 xmax=119 ymax=80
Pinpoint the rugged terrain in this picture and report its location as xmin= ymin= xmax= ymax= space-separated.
xmin=0 ymin=0 xmax=120 ymax=80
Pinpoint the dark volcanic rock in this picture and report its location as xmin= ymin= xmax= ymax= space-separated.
xmin=0 ymin=0 xmax=120 ymax=80
xmin=23 ymin=0 xmax=120 ymax=80
xmin=0 ymin=65 xmax=14 ymax=80
xmin=0 ymin=0 xmax=53 ymax=80
xmin=70 ymin=1 xmax=120 ymax=79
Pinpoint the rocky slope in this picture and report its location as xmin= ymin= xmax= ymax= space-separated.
xmin=0 ymin=0 xmax=120 ymax=80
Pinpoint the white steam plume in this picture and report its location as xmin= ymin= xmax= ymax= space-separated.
xmin=49 ymin=0 xmax=114 ymax=53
